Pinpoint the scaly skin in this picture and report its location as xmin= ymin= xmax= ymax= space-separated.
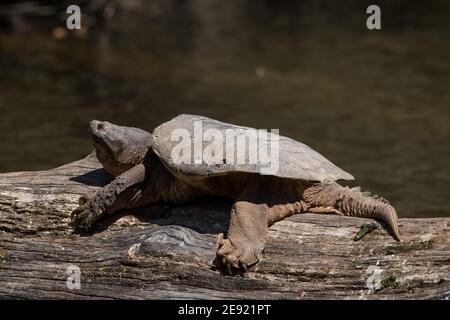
xmin=72 ymin=120 xmax=401 ymax=274
xmin=90 ymin=120 xmax=152 ymax=177
xmin=303 ymin=182 xmax=400 ymax=240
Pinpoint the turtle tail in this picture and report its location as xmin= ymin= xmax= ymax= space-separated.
xmin=303 ymin=182 xmax=400 ymax=241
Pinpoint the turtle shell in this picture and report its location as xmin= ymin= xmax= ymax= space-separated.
xmin=151 ymin=114 xmax=354 ymax=182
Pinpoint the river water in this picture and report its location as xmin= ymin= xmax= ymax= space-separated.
xmin=0 ymin=0 xmax=449 ymax=217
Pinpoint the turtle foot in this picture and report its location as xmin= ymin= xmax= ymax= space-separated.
xmin=70 ymin=193 xmax=103 ymax=230
xmin=216 ymin=233 xmax=262 ymax=275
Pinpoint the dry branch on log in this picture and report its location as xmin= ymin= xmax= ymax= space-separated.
xmin=0 ymin=154 xmax=449 ymax=299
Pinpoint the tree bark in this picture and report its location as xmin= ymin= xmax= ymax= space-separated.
xmin=0 ymin=154 xmax=448 ymax=299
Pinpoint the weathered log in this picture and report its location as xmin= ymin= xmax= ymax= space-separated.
xmin=0 ymin=154 xmax=448 ymax=299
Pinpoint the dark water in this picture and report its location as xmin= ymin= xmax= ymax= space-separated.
xmin=0 ymin=0 xmax=449 ymax=217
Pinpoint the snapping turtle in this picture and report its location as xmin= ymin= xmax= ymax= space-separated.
xmin=72 ymin=114 xmax=400 ymax=273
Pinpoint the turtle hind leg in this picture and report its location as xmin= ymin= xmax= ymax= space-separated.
xmin=217 ymin=199 xmax=269 ymax=274
xmin=303 ymin=182 xmax=400 ymax=241
xmin=216 ymin=178 xmax=303 ymax=274
xmin=71 ymin=163 xmax=146 ymax=230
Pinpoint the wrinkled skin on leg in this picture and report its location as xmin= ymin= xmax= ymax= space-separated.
xmin=303 ymin=182 xmax=400 ymax=241
xmin=71 ymin=153 xmax=204 ymax=230
xmin=216 ymin=177 xmax=304 ymax=274
xmin=217 ymin=200 xmax=268 ymax=273
xmin=216 ymin=178 xmax=400 ymax=274
xmin=71 ymin=164 xmax=146 ymax=230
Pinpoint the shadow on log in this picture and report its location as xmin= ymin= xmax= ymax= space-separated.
xmin=0 ymin=154 xmax=449 ymax=299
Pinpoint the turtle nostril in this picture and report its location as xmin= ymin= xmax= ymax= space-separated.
xmin=96 ymin=123 xmax=105 ymax=131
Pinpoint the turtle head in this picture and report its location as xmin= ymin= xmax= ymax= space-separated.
xmin=89 ymin=120 xmax=153 ymax=176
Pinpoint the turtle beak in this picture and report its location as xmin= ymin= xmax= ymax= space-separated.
xmin=89 ymin=121 xmax=109 ymax=148
xmin=90 ymin=120 xmax=106 ymax=136
xmin=89 ymin=120 xmax=121 ymax=156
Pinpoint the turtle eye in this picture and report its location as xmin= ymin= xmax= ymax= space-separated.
xmin=97 ymin=123 xmax=105 ymax=131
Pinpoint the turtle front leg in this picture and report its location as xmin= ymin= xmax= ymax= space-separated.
xmin=217 ymin=199 xmax=269 ymax=274
xmin=71 ymin=164 xmax=146 ymax=230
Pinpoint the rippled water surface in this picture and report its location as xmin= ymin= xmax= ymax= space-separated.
xmin=0 ymin=1 xmax=449 ymax=217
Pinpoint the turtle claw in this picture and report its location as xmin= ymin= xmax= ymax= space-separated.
xmin=217 ymin=233 xmax=225 ymax=247
xmin=226 ymin=262 xmax=232 ymax=275
xmin=71 ymin=206 xmax=93 ymax=231
xmin=216 ymin=237 xmax=260 ymax=274
xmin=78 ymin=195 xmax=89 ymax=206
xmin=71 ymin=195 xmax=101 ymax=231
xmin=219 ymin=259 xmax=249 ymax=275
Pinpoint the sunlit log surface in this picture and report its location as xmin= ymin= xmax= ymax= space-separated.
xmin=0 ymin=154 xmax=448 ymax=299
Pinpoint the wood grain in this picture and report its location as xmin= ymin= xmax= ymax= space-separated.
xmin=0 ymin=154 xmax=448 ymax=299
